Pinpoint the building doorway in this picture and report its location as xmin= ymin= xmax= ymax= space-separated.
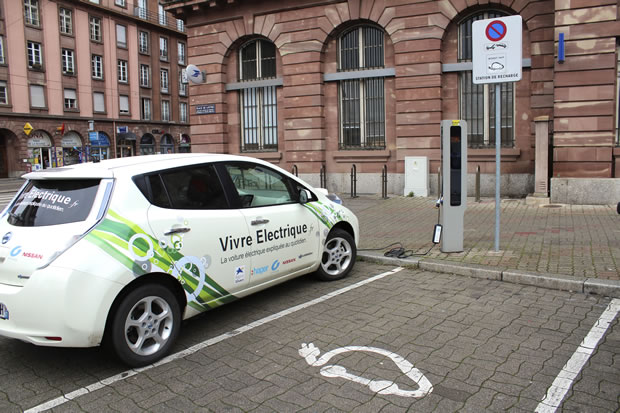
xmin=28 ymin=130 xmax=54 ymax=170
xmin=0 ymin=130 xmax=9 ymax=177
xmin=117 ymin=139 xmax=135 ymax=158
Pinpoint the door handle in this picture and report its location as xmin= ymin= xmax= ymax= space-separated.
xmin=164 ymin=227 xmax=191 ymax=236
xmin=251 ymin=219 xmax=269 ymax=225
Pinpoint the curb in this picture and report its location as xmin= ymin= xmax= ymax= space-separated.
xmin=357 ymin=252 xmax=620 ymax=298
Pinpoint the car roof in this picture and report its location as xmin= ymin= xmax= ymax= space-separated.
xmin=22 ymin=153 xmax=269 ymax=180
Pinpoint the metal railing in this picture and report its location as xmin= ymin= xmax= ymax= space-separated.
xmin=132 ymin=6 xmax=185 ymax=32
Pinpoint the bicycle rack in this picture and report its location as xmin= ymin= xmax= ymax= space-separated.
xmin=475 ymin=165 xmax=481 ymax=202
xmin=350 ymin=164 xmax=358 ymax=198
xmin=381 ymin=164 xmax=388 ymax=199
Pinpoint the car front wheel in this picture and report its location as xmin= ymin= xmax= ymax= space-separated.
xmin=316 ymin=228 xmax=356 ymax=281
xmin=110 ymin=284 xmax=181 ymax=367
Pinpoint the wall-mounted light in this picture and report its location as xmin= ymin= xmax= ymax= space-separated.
xmin=558 ymin=32 xmax=565 ymax=64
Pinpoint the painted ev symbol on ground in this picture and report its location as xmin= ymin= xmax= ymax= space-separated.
xmin=299 ymin=343 xmax=433 ymax=398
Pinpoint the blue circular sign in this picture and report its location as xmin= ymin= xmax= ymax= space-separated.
xmin=485 ymin=20 xmax=507 ymax=42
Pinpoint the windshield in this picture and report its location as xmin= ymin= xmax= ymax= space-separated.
xmin=8 ymin=179 xmax=100 ymax=227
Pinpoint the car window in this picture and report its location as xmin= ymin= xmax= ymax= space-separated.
xmin=154 ymin=164 xmax=228 ymax=210
xmin=224 ymin=162 xmax=295 ymax=208
xmin=7 ymin=179 xmax=100 ymax=227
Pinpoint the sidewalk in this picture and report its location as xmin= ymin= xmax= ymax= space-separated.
xmin=342 ymin=194 xmax=620 ymax=297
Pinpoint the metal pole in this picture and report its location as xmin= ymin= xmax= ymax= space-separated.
xmin=494 ymin=83 xmax=501 ymax=251
xmin=475 ymin=165 xmax=480 ymax=202
xmin=382 ymin=164 xmax=387 ymax=199
xmin=350 ymin=164 xmax=358 ymax=198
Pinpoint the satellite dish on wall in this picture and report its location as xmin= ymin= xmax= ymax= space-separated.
xmin=186 ymin=64 xmax=205 ymax=84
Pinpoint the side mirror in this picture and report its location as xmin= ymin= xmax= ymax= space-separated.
xmin=298 ymin=188 xmax=310 ymax=204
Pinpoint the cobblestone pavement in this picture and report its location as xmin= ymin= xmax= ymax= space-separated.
xmin=342 ymin=195 xmax=620 ymax=281
xmin=1 ymin=262 xmax=616 ymax=412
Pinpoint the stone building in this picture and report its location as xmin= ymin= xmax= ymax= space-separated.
xmin=0 ymin=0 xmax=191 ymax=177
xmin=165 ymin=0 xmax=620 ymax=204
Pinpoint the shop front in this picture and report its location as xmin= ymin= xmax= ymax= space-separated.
xmin=140 ymin=133 xmax=155 ymax=155
xmin=88 ymin=131 xmax=111 ymax=162
xmin=60 ymin=131 xmax=84 ymax=165
xmin=117 ymin=132 xmax=137 ymax=157
xmin=161 ymin=134 xmax=175 ymax=154
xmin=179 ymin=134 xmax=191 ymax=153
xmin=27 ymin=130 xmax=54 ymax=171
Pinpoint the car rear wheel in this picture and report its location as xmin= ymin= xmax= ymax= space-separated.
xmin=316 ymin=228 xmax=356 ymax=281
xmin=110 ymin=284 xmax=181 ymax=367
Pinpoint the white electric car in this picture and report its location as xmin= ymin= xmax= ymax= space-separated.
xmin=0 ymin=154 xmax=358 ymax=366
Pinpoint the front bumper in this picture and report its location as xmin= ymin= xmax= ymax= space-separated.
xmin=0 ymin=265 xmax=124 ymax=347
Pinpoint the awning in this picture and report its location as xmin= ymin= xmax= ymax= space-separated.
xmin=117 ymin=132 xmax=137 ymax=141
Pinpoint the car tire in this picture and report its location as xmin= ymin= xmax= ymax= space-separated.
xmin=315 ymin=228 xmax=356 ymax=281
xmin=110 ymin=284 xmax=181 ymax=367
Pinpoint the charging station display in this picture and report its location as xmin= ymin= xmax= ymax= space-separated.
xmin=450 ymin=126 xmax=462 ymax=207
xmin=440 ymin=120 xmax=467 ymax=253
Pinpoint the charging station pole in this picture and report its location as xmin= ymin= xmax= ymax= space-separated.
xmin=472 ymin=15 xmax=522 ymax=252
xmin=440 ymin=120 xmax=467 ymax=253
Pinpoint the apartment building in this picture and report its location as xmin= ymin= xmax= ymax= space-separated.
xmin=165 ymin=0 xmax=620 ymax=203
xmin=0 ymin=0 xmax=190 ymax=177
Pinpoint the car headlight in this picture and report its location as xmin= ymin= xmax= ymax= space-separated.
xmin=326 ymin=193 xmax=343 ymax=205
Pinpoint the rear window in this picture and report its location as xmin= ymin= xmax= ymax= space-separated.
xmin=8 ymin=179 xmax=100 ymax=227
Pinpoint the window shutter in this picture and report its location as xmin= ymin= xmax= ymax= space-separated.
xmin=94 ymin=92 xmax=105 ymax=112
xmin=30 ymin=85 xmax=45 ymax=107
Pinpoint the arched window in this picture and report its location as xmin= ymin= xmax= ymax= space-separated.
xmin=338 ymin=26 xmax=385 ymax=149
xmin=140 ymin=134 xmax=155 ymax=155
xmin=458 ymin=11 xmax=514 ymax=148
xmin=238 ymin=39 xmax=278 ymax=152
xmin=240 ymin=40 xmax=276 ymax=81
xmin=160 ymin=134 xmax=175 ymax=154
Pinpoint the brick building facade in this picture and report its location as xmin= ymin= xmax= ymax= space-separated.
xmin=0 ymin=0 xmax=191 ymax=177
xmin=168 ymin=0 xmax=620 ymax=202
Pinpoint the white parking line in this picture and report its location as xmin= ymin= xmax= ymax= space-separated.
xmin=25 ymin=266 xmax=404 ymax=413
xmin=535 ymin=298 xmax=620 ymax=413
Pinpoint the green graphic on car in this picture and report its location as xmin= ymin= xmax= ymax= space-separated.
xmin=304 ymin=200 xmax=346 ymax=229
xmin=86 ymin=201 xmax=343 ymax=312
xmin=85 ymin=209 xmax=235 ymax=312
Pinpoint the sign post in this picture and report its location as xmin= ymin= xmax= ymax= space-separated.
xmin=472 ymin=15 xmax=522 ymax=252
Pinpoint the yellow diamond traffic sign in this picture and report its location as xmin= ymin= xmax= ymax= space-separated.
xmin=23 ymin=122 xmax=33 ymax=136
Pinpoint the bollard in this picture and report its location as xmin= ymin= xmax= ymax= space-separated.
xmin=381 ymin=165 xmax=388 ymax=199
xmin=350 ymin=164 xmax=358 ymax=198
xmin=292 ymin=165 xmax=298 ymax=177
xmin=320 ymin=164 xmax=326 ymax=189
xmin=475 ymin=165 xmax=480 ymax=202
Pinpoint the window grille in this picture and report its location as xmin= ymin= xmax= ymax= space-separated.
xmin=238 ymin=39 xmax=279 ymax=151
xmin=337 ymin=26 xmax=386 ymax=149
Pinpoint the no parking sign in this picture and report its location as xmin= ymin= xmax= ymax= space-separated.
xmin=472 ymin=15 xmax=522 ymax=84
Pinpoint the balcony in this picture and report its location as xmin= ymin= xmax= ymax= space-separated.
xmin=133 ymin=7 xmax=185 ymax=32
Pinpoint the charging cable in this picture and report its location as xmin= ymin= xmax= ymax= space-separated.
xmin=359 ymin=200 xmax=443 ymax=259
